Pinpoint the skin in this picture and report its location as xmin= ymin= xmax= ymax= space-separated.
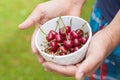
xmin=19 ymin=0 xmax=120 ymax=80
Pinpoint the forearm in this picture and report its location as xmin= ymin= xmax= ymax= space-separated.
xmin=104 ymin=10 xmax=120 ymax=54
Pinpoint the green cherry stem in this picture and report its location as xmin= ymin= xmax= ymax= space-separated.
xmin=70 ymin=18 xmax=72 ymax=27
xmin=39 ymin=26 xmax=47 ymax=36
xmin=59 ymin=16 xmax=66 ymax=26
xmin=81 ymin=22 xmax=87 ymax=29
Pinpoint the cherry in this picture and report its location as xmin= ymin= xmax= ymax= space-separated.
xmin=71 ymin=30 xmax=80 ymax=38
xmin=73 ymin=38 xmax=80 ymax=46
xmin=79 ymin=37 xmax=88 ymax=44
xmin=49 ymin=41 xmax=58 ymax=51
xmin=46 ymin=32 xmax=55 ymax=42
xmin=50 ymin=30 xmax=57 ymax=37
xmin=67 ymin=33 xmax=74 ymax=40
xmin=55 ymin=34 xmax=63 ymax=43
xmin=46 ymin=30 xmax=57 ymax=42
xmin=66 ymin=26 xmax=71 ymax=34
xmin=59 ymin=27 xmax=66 ymax=37
xmin=76 ymin=29 xmax=83 ymax=37
xmin=63 ymin=40 xmax=73 ymax=48
xmin=74 ymin=46 xmax=81 ymax=51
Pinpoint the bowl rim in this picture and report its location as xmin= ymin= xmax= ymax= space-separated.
xmin=35 ymin=16 xmax=92 ymax=58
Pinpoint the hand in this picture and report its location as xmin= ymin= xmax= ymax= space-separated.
xmin=42 ymin=28 xmax=113 ymax=80
xmin=18 ymin=0 xmax=82 ymax=63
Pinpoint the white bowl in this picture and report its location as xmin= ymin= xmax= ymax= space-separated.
xmin=35 ymin=16 xmax=92 ymax=65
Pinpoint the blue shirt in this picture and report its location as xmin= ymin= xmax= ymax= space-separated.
xmin=97 ymin=0 xmax=120 ymax=23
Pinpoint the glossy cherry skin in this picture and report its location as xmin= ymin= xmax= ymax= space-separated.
xmin=66 ymin=26 xmax=71 ymax=34
xmin=46 ymin=32 xmax=54 ymax=42
xmin=79 ymin=37 xmax=88 ymax=44
xmin=67 ymin=33 xmax=74 ymax=40
xmin=73 ymin=38 xmax=80 ymax=46
xmin=59 ymin=28 xmax=66 ymax=37
xmin=76 ymin=29 xmax=83 ymax=37
xmin=55 ymin=34 xmax=63 ymax=43
xmin=46 ymin=30 xmax=57 ymax=42
xmin=71 ymin=30 xmax=80 ymax=38
xmin=49 ymin=41 xmax=58 ymax=51
xmin=49 ymin=30 xmax=57 ymax=36
xmin=74 ymin=46 xmax=81 ymax=51
xmin=63 ymin=40 xmax=73 ymax=48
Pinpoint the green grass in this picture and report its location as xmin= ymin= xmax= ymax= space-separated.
xmin=0 ymin=0 xmax=95 ymax=80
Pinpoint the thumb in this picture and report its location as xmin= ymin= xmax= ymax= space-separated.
xmin=18 ymin=6 xmax=44 ymax=29
xmin=75 ymin=56 xmax=99 ymax=80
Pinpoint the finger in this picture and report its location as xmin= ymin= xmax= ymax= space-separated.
xmin=75 ymin=56 xmax=100 ymax=80
xmin=43 ymin=62 xmax=77 ymax=76
xmin=31 ymin=24 xmax=44 ymax=63
xmin=19 ymin=5 xmax=44 ymax=29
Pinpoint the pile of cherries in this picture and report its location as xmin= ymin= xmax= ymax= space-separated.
xmin=40 ymin=19 xmax=88 ymax=56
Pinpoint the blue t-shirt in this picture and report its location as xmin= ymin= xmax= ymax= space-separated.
xmin=97 ymin=0 xmax=120 ymax=23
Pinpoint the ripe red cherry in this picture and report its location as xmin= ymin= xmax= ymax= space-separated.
xmin=71 ymin=30 xmax=80 ymax=38
xmin=79 ymin=37 xmax=88 ymax=44
xmin=59 ymin=28 xmax=66 ymax=37
xmin=76 ymin=29 xmax=83 ymax=37
xmin=49 ymin=30 xmax=57 ymax=36
xmin=74 ymin=46 xmax=81 ymax=51
xmin=49 ymin=41 xmax=58 ymax=51
xmin=46 ymin=30 xmax=57 ymax=42
xmin=73 ymin=38 xmax=80 ymax=46
xmin=46 ymin=32 xmax=54 ymax=42
xmin=55 ymin=34 xmax=63 ymax=43
xmin=67 ymin=33 xmax=74 ymax=40
xmin=66 ymin=26 xmax=71 ymax=34
xmin=63 ymin=40 xmax=73 ymax=48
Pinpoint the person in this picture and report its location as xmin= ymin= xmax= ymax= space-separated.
xmin=18 ymin=0 xmax=120 ymax=80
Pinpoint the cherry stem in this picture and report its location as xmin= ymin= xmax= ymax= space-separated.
xmin=81 ymin=22 xmax=87 ymax=30
xmin=59 ymin=16 xmax=66 ymax=26
xmin=55 ymin=17 xmax=61 ymax=31
xmin=84 ymin=32 xmax=88 ymax=37
xmin=70 ymin=18 xmax=72 ymax=27
xmin=39 ymin=26 xmax=47 ymax=36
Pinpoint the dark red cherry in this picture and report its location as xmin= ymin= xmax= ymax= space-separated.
xmin=59 ymin=28 xmax=66 ymax=37
xmin=49 ymin=41 xmax=58 ymax=51
xmin=46 ymin=33 xmax=54 ymax=42
xmin=49 ymin=30 xmax=57 ymax=37
xmin=55 ymin=34 xmax=63 ymax=43
xmin=73 ymin=38 xmax=80 ymax=46
xmin=66 ymin=26 xmax=71 ymax=34
xmin=63 ymin=40 xmax=73 ymax=48
xmin=71 ymin=30 xmax=80 ymax=38
xmin=74 ymin=46 xmax=81 ymax=51
xmin=76 ymin=29 xmax=83 ymax=37
xmin=79 ymin=37 xmax=88 ymax=44
xmin=67 ymin=33 xmax=74 ymax=40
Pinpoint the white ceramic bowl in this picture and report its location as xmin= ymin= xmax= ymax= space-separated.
xmin=35 ymin=16 xmax=92 ymax=65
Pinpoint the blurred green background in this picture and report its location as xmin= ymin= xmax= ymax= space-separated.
xmin=0 ymin=0 xmax=95 ymax=80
